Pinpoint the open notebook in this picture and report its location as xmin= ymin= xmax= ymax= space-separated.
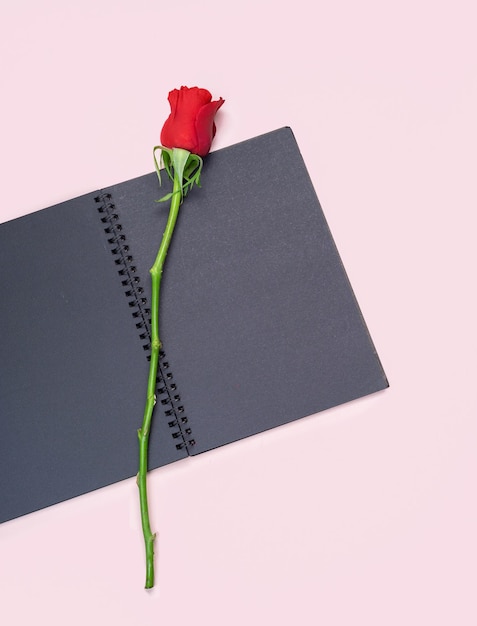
xmin=0 ymin=128 xmax=388 ymax=523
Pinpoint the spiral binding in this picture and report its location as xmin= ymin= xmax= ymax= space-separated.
xmin=94 ymin=191 xmax=196 ymax=452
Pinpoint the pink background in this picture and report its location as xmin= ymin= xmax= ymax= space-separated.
xmin=1 ymin=1 xmax=476 ymax=623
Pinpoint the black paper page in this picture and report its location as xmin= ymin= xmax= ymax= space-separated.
xmin=0 ymin=192 xmax=187 ymax=523
xmin=104 ymin=128 xmax=388 ymax=456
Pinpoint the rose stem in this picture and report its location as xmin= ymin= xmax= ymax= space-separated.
xmin=137 ymin=171 xmax=182 ymax=589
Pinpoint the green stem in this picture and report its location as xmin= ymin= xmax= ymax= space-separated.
xmin=137 ymin=172 xmax=182 ymax=589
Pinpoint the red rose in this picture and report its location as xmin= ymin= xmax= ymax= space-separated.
xmin=160 ymin=86 xmax=225 ymax=157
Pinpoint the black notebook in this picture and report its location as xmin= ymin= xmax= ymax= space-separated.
xmin=0 ymin=128 xmax=388 ymax=523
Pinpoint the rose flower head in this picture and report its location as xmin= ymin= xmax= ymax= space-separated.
xmin=160 ymin=86 xmax=225 ymax=157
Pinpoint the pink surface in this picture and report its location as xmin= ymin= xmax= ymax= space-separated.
xmin=1 ymin=1 xmax=476 ymax=623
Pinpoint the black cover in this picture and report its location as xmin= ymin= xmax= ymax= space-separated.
xmin=0 ymin=128 xmax=388 ymax=523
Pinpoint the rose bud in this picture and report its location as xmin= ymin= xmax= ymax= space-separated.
xmin=160 ymin=86 xmax=225 ymax=157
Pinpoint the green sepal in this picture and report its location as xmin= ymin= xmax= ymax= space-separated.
xmin=162 ymin=151 xmax=174 ymax=182
xmin=155 ymin=190 xmax=181 ymax=203
xmin=153 ymin=146 xmax=204 ymax=203
xmin=153 ymin=146 xmax=165 ymax=186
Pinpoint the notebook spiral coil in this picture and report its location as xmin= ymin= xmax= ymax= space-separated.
xmin=94 ymin=191 xmax=195 ymax=451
